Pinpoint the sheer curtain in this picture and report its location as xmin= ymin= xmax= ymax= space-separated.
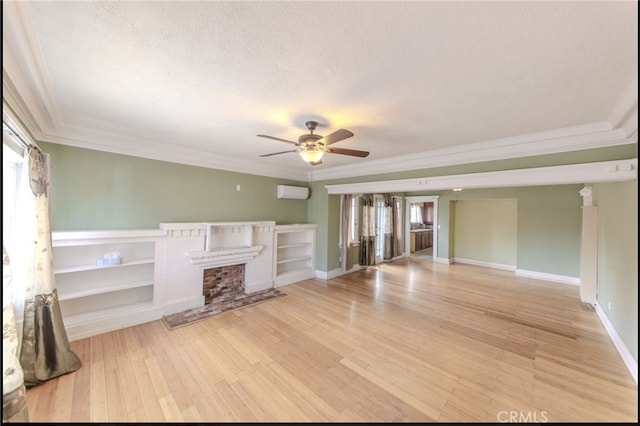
xmin=17 ymin=146 xmax=81 ymax=387
xmin=359 ymin=194 xmax=376 ymax=266
xmin=393 ymin=196 xmax=402 ymax=257
xmin=383 ymin=194 xmax=394 ymax=261
xmin=3 ymin=246 xmax=29 ymax=422
xmin=340 ymin=194 xmax=354 ymax=272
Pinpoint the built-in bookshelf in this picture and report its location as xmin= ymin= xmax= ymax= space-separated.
xmin=51 ymin=229 xmax=166 ymax=341
xmin=273 ymin=224 xmax=317 ymax=287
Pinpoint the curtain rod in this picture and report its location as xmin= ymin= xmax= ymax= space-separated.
xmin=2 ymin=121 xmax=42 ymax=153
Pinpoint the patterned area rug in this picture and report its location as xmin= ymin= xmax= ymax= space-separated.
xmin=162 ymin=288 xmax=285 ymax=330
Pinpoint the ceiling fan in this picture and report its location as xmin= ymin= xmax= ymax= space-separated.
xmin=257 ymin=121 xmax=369 ymax=165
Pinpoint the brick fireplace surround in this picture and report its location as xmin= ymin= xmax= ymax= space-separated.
xmin=162 ymin=261 xmax=284 ymax=329
xmin=203 ymin=264 xmax=245 ymax=304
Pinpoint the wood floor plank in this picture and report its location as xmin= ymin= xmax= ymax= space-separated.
xmin=23 ymin=259 xmax=637 ymax=422
xmin=68 ymin=338 xmax=91 ymax=421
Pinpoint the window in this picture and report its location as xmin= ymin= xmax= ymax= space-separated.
xmin=410 ymin=203 xmax=422 ymax=223
xmin=3 ymin=139 xmax=25 ymax=247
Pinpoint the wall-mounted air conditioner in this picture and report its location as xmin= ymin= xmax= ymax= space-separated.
xmin=277 ymin=185 xmax=310 ymax=200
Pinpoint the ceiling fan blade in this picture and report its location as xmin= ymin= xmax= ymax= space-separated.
xmin=326 ymin=147 xmax=369 ymax=158
xmin=259 ymin=149 xmax=298 ymax=157
xmin=257 ymin=134 xmax=298 ymax=145
xmin=318 ymin=129 xmax=354 ymax=145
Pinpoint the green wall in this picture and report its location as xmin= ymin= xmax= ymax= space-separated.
xmin=313 ymin=144 xmax=636 ymax=274
xmin=423 ymin=185 xmax=582 ymax=277
xmin=594 ymin=179 xmax=638 ymax=361
xmin=41 ymin=142 xmax=309 ymax=230
xmin=453 ymin=199 xmax=518 ymax=266
xmin=516 ymin=185 xmax=582 ymax=276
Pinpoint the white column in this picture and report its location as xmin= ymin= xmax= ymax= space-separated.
xmin=579 ymin=185 xmax=597 ymax=305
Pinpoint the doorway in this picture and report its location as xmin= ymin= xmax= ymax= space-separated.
xmin=404 ymin=196 xmax=439 ymax=261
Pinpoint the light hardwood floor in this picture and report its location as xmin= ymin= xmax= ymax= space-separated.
xmin=26 ymin=258 xmax=637 ymax=422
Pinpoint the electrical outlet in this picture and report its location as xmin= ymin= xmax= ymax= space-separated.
xmin=608 ymin=302 xmax=612 ymax=311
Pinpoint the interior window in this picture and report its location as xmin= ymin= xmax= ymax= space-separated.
xmin=410 ymin=203 xmax=422 ymax=223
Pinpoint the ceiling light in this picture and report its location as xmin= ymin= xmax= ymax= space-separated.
xmin=299 ymin=147 xmax=325 ymax=163
xmin=452 ymin=188 xmax=463 ymax=192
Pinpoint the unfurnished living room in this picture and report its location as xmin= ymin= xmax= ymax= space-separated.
xmin=2 ymin=1 xmax=637 ymax=423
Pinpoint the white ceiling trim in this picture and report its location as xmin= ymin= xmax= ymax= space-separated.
xmin=2 ymin=99 xmax=309 ymax=181
xmin=310 ymin=122 xmax=633 ymax=181
xmin=3 ymin=1 xmax=60 ymax=132
xmin=607 ymin=76 xmax=638 ymax=140
xmin=45 ymin=123 xmax=311 ymax=182
xmin=325 ymin=158 xmax=637 ymax=195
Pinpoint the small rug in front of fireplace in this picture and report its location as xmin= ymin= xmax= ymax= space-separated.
xmin=161 ymin=288 xmax=285 ymax=330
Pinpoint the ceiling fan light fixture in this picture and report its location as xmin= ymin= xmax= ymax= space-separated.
xmin=299 ymin=148 xmax=325 ymax=164
xmin=257 ymin=120 xmax=366 ymax=163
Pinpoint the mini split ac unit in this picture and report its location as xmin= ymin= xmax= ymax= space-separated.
xmin=277 ymin=185 xmax=310 ymax=200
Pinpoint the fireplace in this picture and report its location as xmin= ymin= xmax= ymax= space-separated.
xmin=157 ymin=220 xmax=276 ymax=316
xmin=203 ymin=264 xmax=245 ymax=304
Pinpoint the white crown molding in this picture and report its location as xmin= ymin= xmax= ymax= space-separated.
xmin=311 ymin=122 xmax=633 ymax=181
xmin=2 ymin=71 xmax=44 ymax=138
xmin=46 ymin=123 xmax=310 ymax=181
xmin=2 ymin=1 xmax=60 ymax=132
xmin=607 ymin=75 xmax=638 ymax=140
xmin=325 ymin=158 xmax=637 ymax=194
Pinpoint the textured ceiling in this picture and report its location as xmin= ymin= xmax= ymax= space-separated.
xmin=2 ymin=1 xmax=638 ymax=181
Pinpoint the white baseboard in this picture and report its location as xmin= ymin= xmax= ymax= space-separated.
xmin=316 ymin=264 xmax=365 ymax=280
xmin=435 ymin=257 xmax=452 ymax=265
xmin=595 ymin=302 xmax=638 ymax=384
xmin=315 ymin=269 xmax=333 ymax=280
xmin=454 ymin=257 xmax=516 ymax=271
xmin=515 ymin=269 xmax=580 ymax=285
xmin=66 ymin=305 xmax=163 ymax=342
xmin=162 ymin=296 xmax=205 ymax=316
xmin=245 ymin=279 xmax=274 ymax=293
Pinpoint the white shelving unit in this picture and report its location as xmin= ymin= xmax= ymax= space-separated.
xmin=51 ymin=229 xmax=166 ymax=341
xmin=273 ymin=224 xmax=317 ymax=287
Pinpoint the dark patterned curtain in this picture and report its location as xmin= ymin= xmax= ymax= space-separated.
xmin=359 ymin=194 xmax=376 ymax=266
xmin=382 ymin=195 xmax=403 ymax=261
xmin=19 ymin=146 xmax=81 ymax=388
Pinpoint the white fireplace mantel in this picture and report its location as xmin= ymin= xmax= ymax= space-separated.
xmin=157 ymin=221 xmax=277 ymax=315
xmin=187 ymin=245 xmax=264 ymax=268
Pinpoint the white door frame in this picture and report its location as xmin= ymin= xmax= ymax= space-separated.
xmin=404 ymin=195 xmax=439 ymax=261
